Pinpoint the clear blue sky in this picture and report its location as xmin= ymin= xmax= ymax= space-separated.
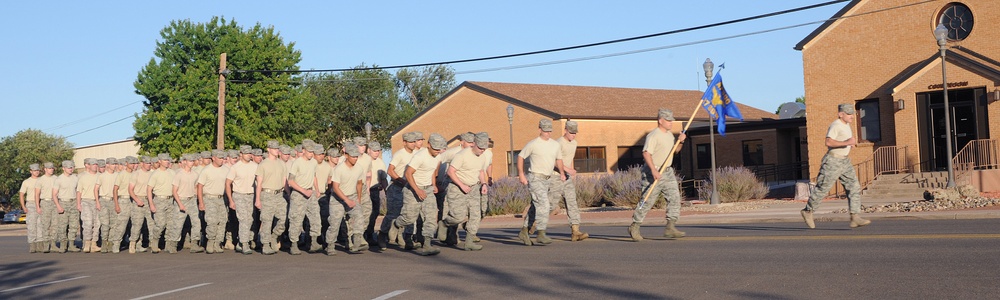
xmin=0 ymin=0 xmax=848 ymax=147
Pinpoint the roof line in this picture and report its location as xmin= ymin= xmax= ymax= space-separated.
xmin=794 ymin=0 xmax=862 ymax=51
xmin=73 ymin=137 xmax=136 ymax=150
xmin=889 ymin=49 xmax=1000 ymax=95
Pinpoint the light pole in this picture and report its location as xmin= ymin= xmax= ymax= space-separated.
xmin=703 ymin=58 xmax=720 ymax=205
xmin=935 ymin=24 xmax=956 ymax=188
xmin=364 ymin=122 xmax=372 ymax=142
xmin=507 ymin=104 xmax=515 ymax=176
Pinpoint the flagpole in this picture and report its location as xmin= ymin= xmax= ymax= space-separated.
xmin=637 ymin=99 xmax=704 ymax=210
xmin=705 ymin=59 xmax=721 ymax=205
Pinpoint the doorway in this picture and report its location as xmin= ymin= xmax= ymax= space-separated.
xmin=919 ymin=88 xmax=990 ymax=171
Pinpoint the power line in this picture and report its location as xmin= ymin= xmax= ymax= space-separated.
xmin=45 ymin=100 xmax=141 ymax=132
xmin=231 ymin=0 xmax=851 ymax=74
xmin=65 ymin=115 xmax=135 ymax=138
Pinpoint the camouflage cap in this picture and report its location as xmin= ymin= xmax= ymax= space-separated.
xmin=402 ymin=132 xmax=417 ymax=142
xmin=106 ymin=157 xmax=118 ymax=165
xmin=412 ymin=131 xmax=425 ymax=141
xmin=157 ymin=153 xmax=171 ymax=161
xmin=428 ymin=133 xmax=447 ymax=150
xmin=96 ymin=159 xmax=106 ymax=167
xmin=212 ymin=149 xmax=226 ymax=158
xmin=116 ymin=158 xmax=127 ymax=165
xmin=343 ymin=142 xmax=361 ymax=157
xmin=43 ymin=162 xmax=55 ymax=169
xmin=838 ymin=103 xmax=856 ymax=115
xmin=126 ymin=156 xmax=139 ymax=164
xmin=294 ymin=144 xmax=304 ymax=153
xmin=280 ymin=145 xmax=292 ymax=155
xmin=252 ymin=148 xmax=263 ymax=156
xmin=200 ymin=151 xmax=212 ymax=159
xmin=302 ymin=139 xmax=315 ymax=147
xmin=29 ymin=163 xmax=40 ymax=171
xmin=239 ymin=145 xmax=252 ymax=154
xmin=84 ymin=158 xmax=96 ymax=165
xmin=474 ymin=132 xmax=490 ymax=149
xmin=658 ymin=108 xmax=675 ymax=121
xmin=353 ymin=137 xmax=367 ymax=146
xmin=266 ymin=140 xmax=280 ymax=149
xmin=326 ymin=147 xmax=340 ymax=157
xmin=368 ymin=141 xmax=382 ymax=152
xmin=538 ymin=119 xmax=553 ymax=132
xmin=62 ymin=160 xmax=75 ymax=169
xmin=227 ymin=150 xmax=239 ymax=158
xmin=310 ymin=144 xmax=325 ymax=155
xmin=460 ymin=132 xmax=475 ymax=143
xmin=140 ymin=156 xmax=151 ymax=164
xmin=565 ymin=120 xmax=579 ymax=134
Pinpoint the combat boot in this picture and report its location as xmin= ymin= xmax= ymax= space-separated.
xmin=29 ymin=242 xmax=36 ymax=253
xmin=128 ymin=241 xmax=137 ymax=254
xmin=166 ymin=241 xmax=177 ymax=254
xmin=850 ymin=213 xmax=871 ymax=228
xmin=444 ymin=226 xmax=459 ymax=246
xmin=224 ymin=233 xmax=235 ymax=250
xmin=517 ymin=227 xmax=533 ymax=246
xmin=377 ymin=231 xmax=389 ymax=251
xmin=189 ymin=241 xmax=204 ymax=253
xmin=111 ymin=241 xmax=121 ymax=254
xmin=240 ymin=243 xmax=253 ymax=255
xmin=82 ymin=240 xmax=92 ymax=253
xmin=436 ymin=221 xmax=448 ymax=241
xmin=801 ymin=209 xmax=816 ymax=229
xmin=205 ymin=240 xmax=215 ymax=254
xmin=68 ymin=240 xmax=81 ymax=252
xmin=349 ymin=234 xmax=365 ymax=254
xmin=92 ymin=241 xmax=102 ymax=253
xmin=262 ymin=242 xmax=276 ymax=255
xmin=234 ymin=242 xmax=243 ymax=252
xmin=629 ymin=222 xmax=643 ymax=242
xmin=99 ymin=241 xmax=108 ymax=253
xmin=150 ymin=238 xmax=161 ymax=254
xmin=536 ymin=230 xmax=553 ymax=245
xmin=464 ymin=235 xmax=483 ymax=251
xmin=56 ymin=240 xmax=67 ymax=253
xmin=664 ymin=219 xmax=686 ymax=239
xmin=325 ymin=245 xmax=337 ymax=256
xmin=43 ymin=241 xmax=52 ymax=253
xmin=416 ymin=238 xmax=441 ymax=256
xmin=309 ymin=236 xmax=323 ymax=253
xmin=571 ymin=224 xmax=589 ymax=242
xmin=289 ymin=242 xmax=302 ymax=255
xmin=184 ymin=236 xmax=192 ymax=249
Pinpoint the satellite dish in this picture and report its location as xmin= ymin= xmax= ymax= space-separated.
xmin=778 ymin=102 xmax=806 ymax=119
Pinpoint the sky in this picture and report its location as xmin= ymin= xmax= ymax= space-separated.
xmin=0 ymin=0 xmax=850 ymax=147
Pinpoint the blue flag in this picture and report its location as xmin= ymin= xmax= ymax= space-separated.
xmin=700 ymin=72 xmax=743 ymax=136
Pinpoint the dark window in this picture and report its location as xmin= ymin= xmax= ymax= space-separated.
xmin=857 ymin=99 xmax=881 ymax=142
xmin=616 ymin=146 xmax=644 ymax=171
xmin=574 ymin=147 xmax=607 ymax=173
xmin=742 ymin=140 xmax=764 ymax=166
xmin=696 ymin=143 xmax=711 ymax=169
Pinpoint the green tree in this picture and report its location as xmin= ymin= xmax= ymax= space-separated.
xmin=133 ymin=17 xmax=315 ymax=156
xmin=0 ymin=130 xmax=75 ymax=209
xmin=303 ymin=65 xmax=416 ymax=148
xmin=395 ymin=65 xmax=457 ymax=111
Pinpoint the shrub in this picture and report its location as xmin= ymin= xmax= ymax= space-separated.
xmin=574 ymin=174 xmax=606 ymax=207
xmin=601 ymin=167 xmax=644 ymax=207
xmin=485 ymin=176 xmax=531 ymax=216
xmin=697 ymin=166 xmax=769 ymax=203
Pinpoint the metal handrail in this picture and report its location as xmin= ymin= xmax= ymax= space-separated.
xmin=952 ymin=139 xmax=999 ymax=185
xmin=854 ymin=146 xmax=909 ymax=190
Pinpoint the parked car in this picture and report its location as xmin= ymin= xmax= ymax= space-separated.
xmin=3 ymin=210 xmax=25 ymax=223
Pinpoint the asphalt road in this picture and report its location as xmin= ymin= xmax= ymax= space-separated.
xmin=1 ymin=219 xmax=998 ymax=299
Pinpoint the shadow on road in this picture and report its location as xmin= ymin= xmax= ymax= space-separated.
xmin=0 ymin=260 xmax=84 ymax=299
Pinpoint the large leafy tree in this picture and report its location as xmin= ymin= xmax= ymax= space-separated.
xmin=395 ymin=65 xmax=457 ymax=111
xmin=0 ymin=130 xmax=74 ymax=209
xmin=133 ymin=17 xmax=314 ymax=156
xmin=303 ymin=65 xmax=414 ymax=148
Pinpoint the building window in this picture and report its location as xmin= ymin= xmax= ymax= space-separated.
xmin=742 ymin=140 xmax=764 ymax=166
xmin=616 ymin=146 xmax=644 ymax=171
xmin=574 ymin=147 xmax=607 ymax=173
xmin=507 ymin=150 xmax=523 ymax=176
xmin=857 ymin=99 xmax=881 ymax=142
xmin=696 ymin=143 xmax=711 ymax=169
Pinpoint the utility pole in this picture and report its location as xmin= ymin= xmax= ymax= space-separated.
xmin=217 ymin=53 xmax=227 ymax=150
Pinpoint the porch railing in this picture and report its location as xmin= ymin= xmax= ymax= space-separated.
xmin=818 ymin=145 xmax=908 ymax=198
xmin=952 ymin=139 xmax=999 ymax=185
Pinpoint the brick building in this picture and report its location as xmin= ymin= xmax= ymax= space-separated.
xmin=390 ymin=81 xmax=785 ymax=180
xmin=797 ymin=0 xmax=999 ymax=186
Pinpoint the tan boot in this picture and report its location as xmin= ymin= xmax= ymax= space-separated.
xmin=67 ymin=239 xmax=81 ymax=252
xmin=29 ymin=242 xmax=36 ymax=253
xmin=463 ymin=235 xmax=483 ymax=251
xmin=850 ymin=213 xmax=871 ymax=228
xmin=57 ymin=240 xmax=68 ymax=253
xmin=128 ymin=241 xmax=137 ymax=254
xmin=111 ymin=241 xmax=121 ymax=254
xmin=571 ymin=224 xmax=589 ymax=241
xmin=536 ymin=230 xmax=553 ymax=245
xmin=82 ymin=240 xmax=92 ymax=253
xmin=224 ymin=232 xmax=235 ymax=250
xmin=43 ymin=241 xmax=53 ymax=253
xmin=166 ymin=241 xmax=177 ymax=254
xmin=517 ymin=227 xmax=533 ymax=246
xmin=91 ymin=241 xmax=102 ymax=253
xmin=628 ymin=222 xmax=643 ymax=242
xmin=801 ymin=209 xmax=815 ymax=229
xmin=150 ymin=238 xmax=161 ymax=254
xmin=664 ymin=219 xmax=686 ymax=239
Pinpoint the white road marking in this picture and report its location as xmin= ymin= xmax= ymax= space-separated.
xmin=373 ymin=289 xmax=409 ymax=300
xmin=0 ymin=276 xmax=90 ymax=293
xmin=130 ymin=282 xmax=213 ymax=300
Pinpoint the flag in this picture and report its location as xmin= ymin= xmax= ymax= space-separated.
xmin=700 ymin=72 xmax=743 ymax=136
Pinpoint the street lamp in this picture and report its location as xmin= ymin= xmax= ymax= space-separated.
xmin=364 ymin=122 xmax=372 ymax=142
xmin=507 ymin=104 xmax=515 ymax=176
xmin=935 ymin=23 xmax=956 ymax=188
xmin=703 ymin=58 xmax=720 ymax=205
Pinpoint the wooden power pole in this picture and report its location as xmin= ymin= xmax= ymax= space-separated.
xmin=217 ymin=53 xmax=227 ymax=150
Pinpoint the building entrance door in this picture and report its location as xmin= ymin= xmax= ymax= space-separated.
xmin=922 ymin=88 xmax=989 ymax=171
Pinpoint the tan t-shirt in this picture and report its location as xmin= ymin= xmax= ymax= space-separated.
xmin=197 ymin=165 xmax=228 ymax=195
xmin=315 ymin=160 xmax=334 ymax=192
xmin=55 ymin=173 xmax=79 ymax=201
xmin=77 ymin=172 xmax=99 ymax=200
xmin=554 ymin=136 xmax=578 ymax=175
xmin=35 ymin=175 xmax=55 ymax=200
xmin=255 ymin=158 xmax=286 ymax=191
xmin=519 ymin=136 xmax=561 ymax=175
xmin=450 ymin=148 xmax=484 ymax=186
xmin=826 ymin=119 xmax=853 ymax=157
xmin=369 ymin=157 xmax=386 ymax=188
xmin=20 ymin=177 xmax=39 ymax=203
xmin=407 ymin=148 xmax=440 ymax=187
xmin=98 ymin=171 xmax=117 ymax=198
xmin=172 ymin=169 xmax=199 ymax=198
xmin=389 ymin=148 xmax=416 ymax=179
xmin=642 ymin=127 xmax=676 ymax=169
xmin=130 ymin=169 xmax=151 ymax=197
xmin=227 ymin=161 xmax=259 ymax=194
xmin=481 ymin=148 xmax=494 ymax=171
xmin=115 ymin=171 xmax=132 ymax=197
xmin=288 ymin=157 xmax=316 ymax=190
xmin=332 ymin=162 xmax=363 ymax=196
xmin=147 ymin=169 xmax=175 ymax=198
